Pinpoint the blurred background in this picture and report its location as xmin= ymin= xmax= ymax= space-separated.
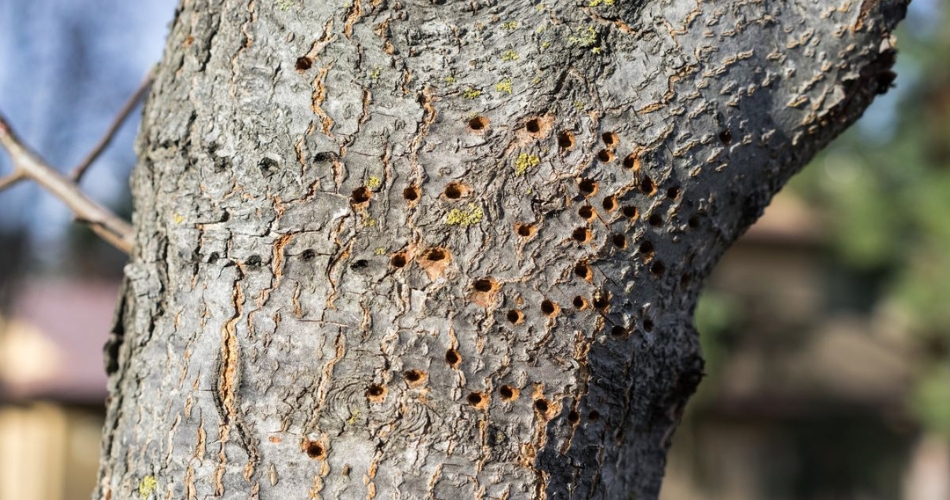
xmin=0 ymin=0 xmax=947 ymax=499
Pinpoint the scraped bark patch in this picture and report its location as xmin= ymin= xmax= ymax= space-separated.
xmin=470 ymin=278 xmax=499 ymax=307
xmin=418 ymin=247 xmax=450 ymax=279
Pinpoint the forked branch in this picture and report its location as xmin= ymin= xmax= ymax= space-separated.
xmin=0 ymin=114 xmax=133 ymax=254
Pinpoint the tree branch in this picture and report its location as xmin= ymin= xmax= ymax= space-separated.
xmin=71 ymin=71 xmax=154 ymax=182
xmin=0 ymin=113 xmax=133 ymax=254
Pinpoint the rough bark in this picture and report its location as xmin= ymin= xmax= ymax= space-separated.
xmin=96 ymin=0 xmax=908 ymax=498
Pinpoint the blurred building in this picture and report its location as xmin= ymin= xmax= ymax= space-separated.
xmin=0 ymin=280 xmax=117 ymax=500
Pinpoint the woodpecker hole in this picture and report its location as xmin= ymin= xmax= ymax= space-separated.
xmin=558 ymin=131 xmax=576 ymax=150
xmin=468 ymin=115 xmax=489 ymax=131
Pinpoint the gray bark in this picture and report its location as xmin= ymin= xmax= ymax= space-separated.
xmin=95 ymin=0 xmax=908 ymax=498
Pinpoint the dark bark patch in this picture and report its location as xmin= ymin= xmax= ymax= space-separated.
xmin=648 ymin=213 xmax=663 ymax=227
xmin=301 ymin=249 xmax=316 ymax=261
xmin=718 ymin=128 xmax=732 ymax=146
xmin=650 ymin=261 xmax=665 ymax=276
xmin=592 ymin=290 xmax=610 ymax=311
xmin=639 ymin=176 xmax=656 ymax=196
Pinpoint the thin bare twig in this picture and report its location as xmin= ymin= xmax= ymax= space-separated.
xmin=71 ymin=71 xmax=154 ymax=181
xmin=0 ymin=171 xmax=25 ymax=191
xmin=0 ymin=113 xmax=133 ymax=254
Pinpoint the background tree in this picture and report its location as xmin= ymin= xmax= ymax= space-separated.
xmin=1 ymin=0 xmax=911 ymax=498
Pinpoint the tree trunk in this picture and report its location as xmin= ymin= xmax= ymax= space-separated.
xmin=95 ymin=0 xmax=908 ymax=498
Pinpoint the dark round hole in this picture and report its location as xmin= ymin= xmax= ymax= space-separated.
xmin=296 ymin=57 xmax=313 ymax=71
xmin=403 ymin=185 xmax=420 ymax=201
xmin=649 ymin=214 xmax=663 ymax=227
xmin=302 ymin=249 xmax=316 ymax=261
xmin=468 ymin=116 xmax=488 ymax=131
xmin=572 ymin=296 xmax=587 ymax=309
xmin=578 ymin=179 xmax=597 ymax=196
xmin=445 ymin=349 xmax=460 ymax=365
xmin=350 ymin=259 xmax=369 ymax=270
xmin=622 ymin=205 xmax=638 ymax=219
xmin=639 ymin=177 xmax=656 ymax=195
xmin=351 ymin=186 xmax=371 ymax=204
xmin=593 ymin=292 xmax=609 ymax=310
xmin=506 ymin=310 xmax=523 ymax=324
xmin=574 ymin=262 xmax=591 ymax=280
xmin=602 ymin=196 xmax=616 ymax=212
xmin=427 ymin=249 xmax=446 ymax=261
xmin=534 ymin=399 xmax=550 ymax=413
xmin=208 ymin=252 xmax=220 ymax=263
xmin=246 ymin=255 xmax=262 ymax=267
xmin=611 ymin=234 xmax=626 ymax=249
xmin=571 ymin=227 xmax=590 ymax=243
xmin=602 ymin=132 xmax=618 ymax=147
xmin=366 ymin=384 xmax=386 ymax=400
xmin=639 ymin=241 xmax=654 ymax=256
xmin=611 ymin=325 xmax=627 ymax=337
xmin=719 ymin=129 xmax=732 ymax=146
xmin=540 ymin=300 xmax=557 ymax=316
xmin=467 ymin=392 xmax=483 ymax=405
xmin=526 ymin=119 xmax=541 ymax=134
xmin=444 ymin=183 xmax=464 ymax=199
xmin=390 ymin=253 xmax=407 ymax=268
xmin=404 ymin=370 xmax=423 ymax=383
xmin=651 ymin=261 xmax=665 ymax=276
xmin=305 ymin=441 xmax=325 ymax=459
xmin=499 ymin=385 xmax=515 ymax=400
xmin=473 ymin=279 xmax=495 ymax=292
xmin=597 ymin=149 xmax=614 ymax=162
xmin=623 ymin=153 xmax=638 ymax=170
xmin=688 ymin=216 xmax=700 ymax=229
xmin=578 ymin=205 xmax=594 ymax=220
xmin=589 ymin=410 xmax=601 ymax=421
xmin=643 ymin=319 xmax=654 ymax=332
xmin=557 ymin=131 xmax=575 ymax=149
xmin=516 ymin=223 xmax=534 ymax=237
xmin=568 ymin=410 xmax=580 ymax=423
xmin=667 ymin=186 xmax=681 ymax=199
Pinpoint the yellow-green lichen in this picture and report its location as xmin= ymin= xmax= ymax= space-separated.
xmin=515 ymin=154 xmax=541 ymax=175
xmin=502 ymin=21 xmax=518 ymax=30
xmin=573 ymin=100 xmax=586 ymax=111
xmin=446 ymin=203 xmax=484 ymax=227
xmin=369 ymin=67 xmax=381 ymax=82
xmin=367 ymin=176 xmax=382 ymax=189
xmin=276 ymin=0 xmax=294 ymax=10
xmin=374 ymin=247 xmax=386 ymax=255
xmin=139 ymin=476 xmax=157 ymax=500
xmin=501 ymin=50 xmax=519 ymax=62
xmin=363 ymin=217 xmax=376 ymax=227
xmin=568 ymin=26 xmax=599 ymax=48
xmin=463 ymin=88 xmax=482 ymax=99
xmin=541 ymin=41 xmax=551 ymax=50
xmin=495 ymin=78 xmax=513 ymax=94
xmin=588 ymin=0 xmax=614 ymax=6
xmin=444 ymin=75 xmax=457 ymax=85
